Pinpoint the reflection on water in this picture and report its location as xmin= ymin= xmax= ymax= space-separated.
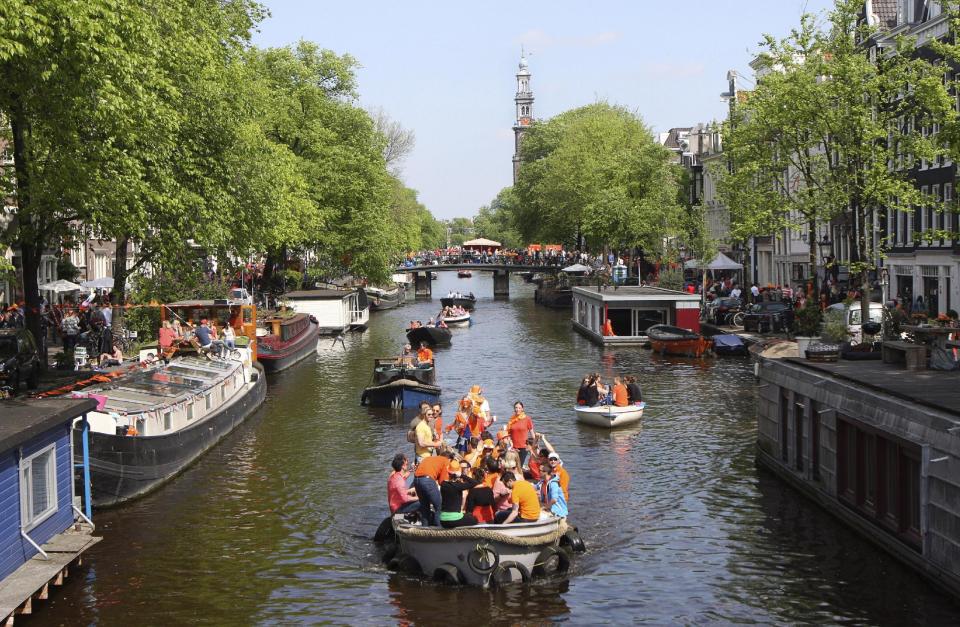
xmin=34 ymin=273 xmax=959 ymax=625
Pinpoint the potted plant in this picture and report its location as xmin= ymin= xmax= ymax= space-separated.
xmin=807 ymin=306 xmax=848 ymax=362
xmin=793 ymin=304 xmax=822 ymax=358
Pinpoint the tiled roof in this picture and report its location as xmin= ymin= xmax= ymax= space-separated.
xmin=873 ymin=0 xmax=898 ymax=29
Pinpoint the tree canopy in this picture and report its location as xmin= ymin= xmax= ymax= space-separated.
xmin=513 ymin=102 xmax=683 ymax=253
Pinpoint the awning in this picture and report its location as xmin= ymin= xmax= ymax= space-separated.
xmin=463 ymin=238 xmax=502 ymax=248
xmin=706 ymin=252 xmax=743 ymax=270
xmin=562 ymin=263 xmax=592 ymax=274
xmin=39 ymin=279 xmax=83 ymax=293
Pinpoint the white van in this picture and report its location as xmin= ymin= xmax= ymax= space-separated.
xmin=826 ymin=302 xmax=885 ymax=343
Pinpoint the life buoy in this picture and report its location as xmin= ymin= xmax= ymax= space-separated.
xmin=467 ymin=544 xmax=499 ymax=575
xmin=533 ymin=545 xmax=570 ymax=577
xmin=490 ymin=561 xmax=530 ymax=587
xmin=559 ymin=528 xmax=586 ymax=553
xmin=433 ymin=563 xmax=464 ymax=586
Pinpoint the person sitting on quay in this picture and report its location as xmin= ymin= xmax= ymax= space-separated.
xmin=388 ymin=453 xmax=420 ymax=516
xmin=97 ymin=343 xmax=124 ymax=369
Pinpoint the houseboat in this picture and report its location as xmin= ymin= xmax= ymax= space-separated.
xmin=571 ymin=285 xmax=702 ymax=346
xmin=366 ymin=285 xmax=402 ymax=311
xmin=256 ymin=311 xmax=319 ymax=373
xmin=283 ymin=288 xmax=369 ymax=335
xmin=0 ymin=398 xmax=101 ymax=624
xmin=66 ymin=300 xmax=266 ymax=507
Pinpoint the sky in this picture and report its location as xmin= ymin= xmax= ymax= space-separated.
xmin=255 ymin=0 xmax=836 ymax=220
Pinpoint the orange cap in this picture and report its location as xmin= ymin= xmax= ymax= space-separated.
xmin=448 ymin=460 xmax=462 ymax=473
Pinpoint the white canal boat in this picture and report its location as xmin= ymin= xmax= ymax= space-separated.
xmin=574 ymin=402 xmax=646 ymax=428
xmin=440 ymin=312 xmax=471 ymax=327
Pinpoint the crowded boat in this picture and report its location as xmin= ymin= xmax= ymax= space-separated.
xmin=574 ymin=373 xmax=646 ymax=428
xmin=376 ymin=386 xmax=584 ymax=586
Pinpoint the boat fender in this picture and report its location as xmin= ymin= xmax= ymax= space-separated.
xmin=532 ymin=545 xmax=570 ymax=577
xmin=387 ymin=553 xmax=421 ymax=575
xmin=373 ymin=516 xmax=395 ymax=543
xmin=433 ymin=563 xmax=464 ymax=586
xmin=381 ymin=541 xmax=398 ymax=564
xmin=466 ymin=544 xmax=499 ymax=575
xmin=559 ymin=528 xmax=586 ymax=553
xmin=490 ymin=561 xmax=530 ymax=587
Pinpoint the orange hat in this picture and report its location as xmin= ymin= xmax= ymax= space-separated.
xmin=483 ymin=439 xmax=495 ymax=449
xmin=448 ymin=460 xmax=462 ymax=473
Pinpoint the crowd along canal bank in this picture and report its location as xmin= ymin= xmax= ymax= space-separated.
xmin=16 ymin=275 xmax=960 ymax=623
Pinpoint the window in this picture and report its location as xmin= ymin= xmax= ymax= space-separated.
xmin=20 ymin=444 xmax=58 ymax=530
xmin=205 ymin=394 xmax=212 ymax=411
xmin=163 ymin=411 xmax=171 ymax=431
xmin=794 ymin=401 xmax=805 ymax=471
xmin=187 ymin=403 xmax=194 ymax=420
xmin=780 ymin=391 xmax=789 ymax=462
xmin=837 ymin=417 xmax=921 ymax=550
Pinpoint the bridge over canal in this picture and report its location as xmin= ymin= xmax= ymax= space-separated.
xmin=399 ymin=264 xmax=561 ymax=298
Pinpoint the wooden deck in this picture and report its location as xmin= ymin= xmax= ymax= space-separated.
xmin=0 ymin=526 xmax=100 ymax=625
xmin=787 ymin=357 xmax=960 ymax=418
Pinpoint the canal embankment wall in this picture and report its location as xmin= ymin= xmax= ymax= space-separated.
xmin=756 ymin=356 xmax=960 ymax=599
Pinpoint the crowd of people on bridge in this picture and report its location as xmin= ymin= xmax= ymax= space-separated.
xmin=387 ymin=388 xmax=569 ymax=528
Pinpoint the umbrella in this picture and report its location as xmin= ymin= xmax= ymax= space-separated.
xmin=39 ymin=279 xmax=82 ymax=293
xmin=462 ymin=237 xmax=502 ymax=248
xmin=81 ymin=277 xmax=115 ymax=289
xmin=562 ymin=263 xmax=592 ymax=274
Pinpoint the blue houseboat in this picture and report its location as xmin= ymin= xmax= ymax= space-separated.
xmin=0 ymin=398 xmax=100 ymax=624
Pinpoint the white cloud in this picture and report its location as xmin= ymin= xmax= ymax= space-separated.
xmin=515 ymin=28 xmax=622 ymax=50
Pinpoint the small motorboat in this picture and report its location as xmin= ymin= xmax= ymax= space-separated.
xmin=440 ymin=311 xmax=470 ymax=327
xmin=440 ymin=292 xmax=477 ymax=310
xmin=575 ymin=402 xmax=646 ymax=428
xmin=430 ymin=272 xmax=439 ymax=280
xmin=380 ymin=514 xmax=585 ymax=587
xmin=372 ymin=358 xmax=435 ymax=386
xmin=712 ymin=334 xmax=748 ymax=356
xmin=646 ymin=324 xmax=713 ymax=358
xmin=407 ymin=326 xmax=452 ymax=347
xmin=361 ymin=378 xmax=441 ymax=409
xmin=457 ymin=269 xmax=472 ymax=278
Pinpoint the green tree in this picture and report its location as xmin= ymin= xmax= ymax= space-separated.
xmin=473 ymin=188 xmax=522 ymax=248
xmin=514 ymin=102 xmax=682 ymax=254
xmin=721 ymin=0 xmax=955 ymax=316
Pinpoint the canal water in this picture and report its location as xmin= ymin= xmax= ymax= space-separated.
xmin=37 ymin=274 xmax=959 ymax=624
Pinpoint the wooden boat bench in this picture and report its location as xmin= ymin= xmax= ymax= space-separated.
xmin=881 ymin=340 xmax=927 ymax=371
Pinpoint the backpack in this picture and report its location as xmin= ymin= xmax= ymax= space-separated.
xmin=406 ymin=429 xmax=418 ymax=444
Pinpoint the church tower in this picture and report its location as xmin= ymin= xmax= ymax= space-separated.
xmin=512 ymin=52 xmax=534 ymax=184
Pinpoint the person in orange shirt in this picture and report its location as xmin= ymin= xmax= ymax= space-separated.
xmin=431 ymin=402 xmax=444 ymax=441
xmin=547 ymin=452 xmax=570 ymax=503
xmin=494 ymin=471 xmax=541 ymax=524
xmin=467 ymin=408 xmax=486 ymax=440
xmin=416 ymin=342 xmax=433 ymax=365
xmin=445 ymin=397 xmax=472 ymax=450
xmin=611 ymin=377 xmax=629 ymax=407
xmin=412 ymin=451 xmax=454 ymax=526
xmin=507 ymin=401 xmax=535 ymax=464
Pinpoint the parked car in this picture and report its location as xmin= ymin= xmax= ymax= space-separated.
xmin=707 ymin=297 xmax=744 ymax=325
xmin=0 ymin=328 xmax=41 ymax=393
xmin=826 ymin=301 xmax=885 ymax=343
xmin=742 ymin=302 xmax=794 ymax=333
xmin=228 ymin=287 xmax=253 ymax=304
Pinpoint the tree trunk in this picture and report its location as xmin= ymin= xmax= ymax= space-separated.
xmin=261 ymin=248 xmax=276 ymax=292
xmin=808 ymin=217 xmax=817 ymax=299
xmin=10 ymin=95 xmax=47 ymax=370
xmin=20 ymin=241 xmax=46 ymax=369
xmin=112 ymin=235 xmax=130 ymax=336
xmin=859 ymin=206 xmax=872 ymax=322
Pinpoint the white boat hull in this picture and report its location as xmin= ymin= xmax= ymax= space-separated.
xmin=443 ymin=314 xmax=470 ymax=327
xmin=575 ymin=402 xmax=645 ymax=428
